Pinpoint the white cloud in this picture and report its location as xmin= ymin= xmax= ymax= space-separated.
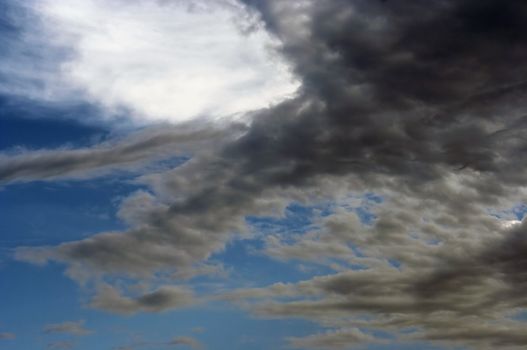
xmin=0 ymin=0 xmax=299 ymax=122
xmin=499 ymin=219 xmax=522 ymax=229
xmin=20 ymin=0 xmax=299 ymax=124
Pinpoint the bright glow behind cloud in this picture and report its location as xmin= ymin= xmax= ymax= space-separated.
xmin=29 ymin=0 xmax=299 ymax=123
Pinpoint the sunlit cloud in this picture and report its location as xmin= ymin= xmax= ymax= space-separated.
xmin=5 ymin=0 xmax=299 ymax=124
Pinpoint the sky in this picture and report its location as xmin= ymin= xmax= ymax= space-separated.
xmin=1 ymin=0 xmax=527 ymax=349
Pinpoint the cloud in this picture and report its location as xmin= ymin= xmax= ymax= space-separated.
xmin=89 ymin=284 xmax=195 ymax=314
xmin=0 ymin=125 xmax=231 ymax=185
xmin=3 ymin=0 xmax=298 ymax=124
xmin=288 ymin=328 xmax=377 ymax=349
xmin=114 ymin=334 xmax=204 ymax=350
xmin=169 ymin=336 xmax=203 ymax=349
xmin=47 ymin=340 xmax=75 ymax=350
xmin=0 ymin=332 xmax=15 ymax=340
xmin=233 ymin=217 xmax=527 ymax=348
xmin=8 ymin=0 xmax=527 ymax=349
xmin=43 ymin=320 xmax=92 ymax=336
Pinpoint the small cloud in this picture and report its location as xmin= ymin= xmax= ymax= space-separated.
xmin=169 ymin=336 xmax=203 ymax=349
xmin=47 ymin=340 xmax=75 ymax=350
xmin=43 ymin=320 xmax=92 ymax=336
xmin=191 ymin=327 xmax=205 ymax=334
xmin=0 ymin=332 xmax=15 ymax=340
xmin=90 ymin=284 xmax=195 ymax=315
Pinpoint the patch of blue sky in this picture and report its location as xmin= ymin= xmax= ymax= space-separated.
xmin=355 ymin=206 xmax=377 ymax=225
xmin=0 ymin=98 xmax=112 ymax=150
xmin=0 ymin=179 xmax=143 ymax=249
xmin=0 ymin=115 xmax=107 ymax=151
xmin=0 ymin=260 xmax=84 ymax=350
xmin=364 ymin=191 xmax=384 ymax=204
xmin=211 ymin=238 xmax=332 ymax=287
xmin=235 ymin=194 xmax=385 ymax=280
xmin=510 ymin=310 xmax=527 ymax=322
xmin=388 ymin=258 xmax=402 ymax=269
xmin=217 ymin=200 xmax=381 ymax=289
xmin=245 ymin=202 xmax=319 ymax=239
xmin=246 ymin=192 xmax=384 ymax=239
xmin=512 ymin=203 xmax=527 ymax=220
xmin=113 ymin=301 xmax=321 ymax=350
xmin=10 ymin=298 xmax=322 ymax=350
xmin=487 ymin=202 xmax=527 ymax=223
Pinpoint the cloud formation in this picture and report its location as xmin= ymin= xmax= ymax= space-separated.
xmin=89 ymin=285 xmax=195 ymax=315
xmin=0 ymin=125 xmax=231 ymax=184
xmin=43 ymin=320 xmax=92 ymax=336
xmin=5 ymin=0 xmax=527 ymax=349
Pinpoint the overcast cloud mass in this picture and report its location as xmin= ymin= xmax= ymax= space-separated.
xmin=2 ymin=0 xmax=527 ymax=349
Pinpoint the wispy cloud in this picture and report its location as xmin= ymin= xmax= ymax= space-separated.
xmin=169 ymin=336 xmax=203 ymax=349
xmin=0 ymin=332 xmax=16 ymax=340
xmin=43 ymin=320 xmax=92 ymax=336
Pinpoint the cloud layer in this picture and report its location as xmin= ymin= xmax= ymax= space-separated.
xmin=3 ymin=0 xmax=527 ymax=349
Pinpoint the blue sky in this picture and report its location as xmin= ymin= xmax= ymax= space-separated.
xmin=2 ymin=1 xmax=527 ymax=350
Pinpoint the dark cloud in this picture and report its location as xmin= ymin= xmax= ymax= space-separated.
xmin=233 ymin=0 xmax=527 ymax=187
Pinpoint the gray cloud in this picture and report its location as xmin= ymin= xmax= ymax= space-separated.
xmin=169 ymin=336 xmax=203 ymax=349
xmin=112 ymin=334 xmax=204 ymax=350
xmin=0 ymin=332 xmax=15 ymax=340
xmin=47 ymin=340 xmax=75 ymax=350
xmin=233 ymin=219 xmax=527 ymax=349
xmin=0 ymin=125 xmax=231 ymax=185
xmin=43 ymin=320 xmax=92 ymax=336
xmin=8 ymin=0 xmax=527 ymax=348
xmin=288 ymin=328 xmax=378 ymax=350
xmin=89 ymin=284 xmax=195 ymax=315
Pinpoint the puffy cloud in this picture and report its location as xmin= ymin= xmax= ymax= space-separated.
xmin=43 ymin=320 xmax=92 ymax=336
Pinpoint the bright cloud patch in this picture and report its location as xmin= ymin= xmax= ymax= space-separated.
xmin=27 ymin=0 xmax=299 ymax=123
